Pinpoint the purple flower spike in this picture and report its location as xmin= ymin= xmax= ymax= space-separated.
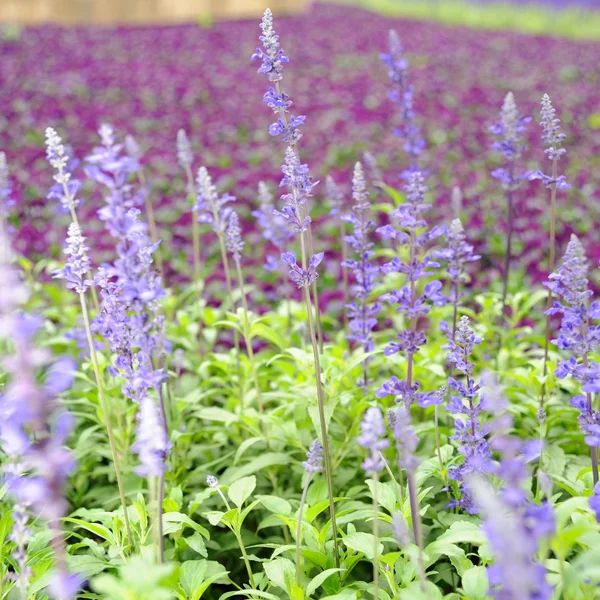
xmin=282 ymin=252 xmax=323 ymax=289
xmin=342 ymin=163 xmax=380 ymax=370
xmin=226 ymin=210 xmax=244 ymax=261
xmin=530 ymin=94 xmax=570 ymax=189
xmin=489 ymin=92 xmax=530 ymax=191
xmin=381 ymin=30 xmax=424 ymax=171
xmin=133 ymin=395 xmax=171 ymax=478
xmin=251 ymin=8 xmax=289 ymax=84
xmin=389 ymin=406 xmax=419 ymax=471
xmin=358 ymin=407 xmax=389 ymax=474
xmin=377 ymin=169 xmax=446 ymax=409
xmin=52 ymin=222 xmax=93 ymax=295
xmin=0 ymin=229 xmax=78 ymax=598
xmin=545 ymin=235 xmax=600 ymax=446
xmin=195 ymin=166 xmax=236 ymax=235
xmin=0 ymin=152 xmax=15 ymax=225
xmin=444 ymin=316 xmax=491 ymax=513
xmin=472 ymin=373 xmax=554 ymax=600
xmin=303 ymin=439 xmax=323 ymax=474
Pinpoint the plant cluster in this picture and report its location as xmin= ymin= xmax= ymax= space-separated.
xmin=2 ymin=6 xmax=600 ymax=600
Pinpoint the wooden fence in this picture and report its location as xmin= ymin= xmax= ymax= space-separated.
xmin=0 ymin=0 xmax=310 ymax=24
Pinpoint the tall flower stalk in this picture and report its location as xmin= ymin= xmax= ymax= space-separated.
xmin=252 ymin=181 xmax=294 ymax=325
xmin=357 ymin=408 xmax=389 ymax=597
xmin=194 ymin=166 xmax=244 ymax=390
xmin=433 ymin=219 xmax=480 ymax=338
xmin=252 ymin=7 xmax=324 ymax=350
xmin=380 ymin=30 xmax=425 ymax=175
xmin=252 ymin=9 xmax=339 ymax=566
xmin=529 ymin=95 xmax=570 ymax=407
xmin=444 ymin=316 xmax=491 ymax=512
xmin=342 ymin=163 xmax=380 ymax=386
xmin=46 ymin=127 xmax=133 ymax=548
xmin=545 ymin=235 xmax=600 ymax=484
xmin=489 ymin=91 xmax=530 ymax=315
xmin=0 ymin=229 xmax=80 ymax=599
xmin=376 ymin=169 xmax=444 ymax=583
xmin=326 ymin=176 xmax=349 ymax=329
xmin=473 ymin=373 xmax=554 ymax=600
xmin=388 ymin=406 xmax=427 ymax=586
xmin=226 ymin=210 xmax=263 ymax=413
xmin=296 ymin=440 xmax=323 ymax=586
xmin=177 ymin=130 xmax=203 ymax=298
xmin=125 ymin=134 xmax=162 ymax=273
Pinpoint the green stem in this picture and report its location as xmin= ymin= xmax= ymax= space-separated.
xmin=138 ymin=170 xmax=163 ymax=273
xmin=302 ymin=281 xmax=340 ymax=568
xmin=372 ymin=472 xmax=380 ymax=600
xmin=235 ymin=531 xmax=256 ymax=588
xmin=234 ymin=257 xmax=263 ymax=413
xmin=158 ymin=473 xmax=165 ymax=563
xmin=296 ymin=474 xmax=312 ymax=586
xmin=406 ymin=470 xmax=426 ymax=589
xmin=79 ymin=292 xmax=133 ymax=549
xmin=541 ymin=157 xmax=558 ymax=408
xmin=216 ymin=232 xmax=243 ymax=412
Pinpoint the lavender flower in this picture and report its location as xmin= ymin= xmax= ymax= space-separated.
xmin=444 ymin=316 xmax=491 ymax=513
xmin=433 ymin=219 xmax=480 ymax=337
xmin=133 ymin=395 xmax=171 ymax=477
xmin=252 ymin=10 xmax=322 ymax=288
xmin=252 ymin=181 xmax=293 ymax=252
xmin=342 ymin=163 xmax=380 ymax=366
xmin=380 ymin=30 xmax=425 ymax=171
xmin=86 ymin=126 xmax=168 ymax=427
xmin=529 ymin=94 xmax=570 ymax=189
xmin=0 ymin=151 xmax=15 ymax=225
xmin=376 ymin=170 xmax=446 ymax=408
xmin=303 ymin=439 xmax=323 ymax=474
xmin=125 ymin=134 xmax=142 ymax=165
xmin=177 ymin=129 xmax=193 ymax=170
xmin=206 ymin=474 xmax=219 ymax=488
xmin=472 ymin=373 xmax=554 ymax=600
xmin=489 ymin=92 xmax=530 ymax=191
xmin=545 ymin=235 xmax=600 ymax=446
xmin=325 ymin=175 xmax=344 ymax=217
xmin=357 ymin=407 xmax=389 ymax=473
xmin=45 ymin=127 xmax=82 ymax=213
xmin=226 ymin=211 xmax=244 ymax=261
xmin=388 ymin=406 xmax=419 ymax=471
xmin=195 ymin=166 xmax=235 ymax=234
xmin=251 ymin=8 xmax=289 ymax=84
xmin=52 ymin=222 xmax=93 ymax=294
xmin=363 ymin=151 xmax=384 ymax=184
xmin=0 ymin=230 xmax=78 ymax=598
xmin=281 ymin=252 xmax=323 ymax=288
xmin=590 ymin=483 xmax=600 ymax=522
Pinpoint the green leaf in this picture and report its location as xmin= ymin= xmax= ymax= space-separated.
xmin=462 ymin=566 xmax=489 ymax=600
xmin=228 ymin=476 xmax=257 ymax=508
xmin=435 ymin=521 xmax=486 ymax=546
xmin=365 ymin=479 xmax=397 ymax=514
xmin=180 ymin=560 xmax=207 ymax=597
xmin=258 ymin=495 xmax=292 ymax=516
xmin=63 ymin=518 xmax=116 ymax=545
xmin=221 ymin=453 xmax=290 ymax=485
xmin=342 ymin=532 xmax=384 ymax=561
xmin=162 ymin=512 xmax=210 ymax=538
xmin=185 ymin=532 xmax=208 ymax=557
xmin=264 ymin=558 xmax=295 ymax=595
xmin=305 ymin=568 xmax=344 ymax=597
xmin=194 ymin=406 xmax=238 ymax=425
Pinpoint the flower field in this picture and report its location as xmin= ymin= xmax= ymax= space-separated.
xmin=2 ymin=3 xmax=600 ymax=599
